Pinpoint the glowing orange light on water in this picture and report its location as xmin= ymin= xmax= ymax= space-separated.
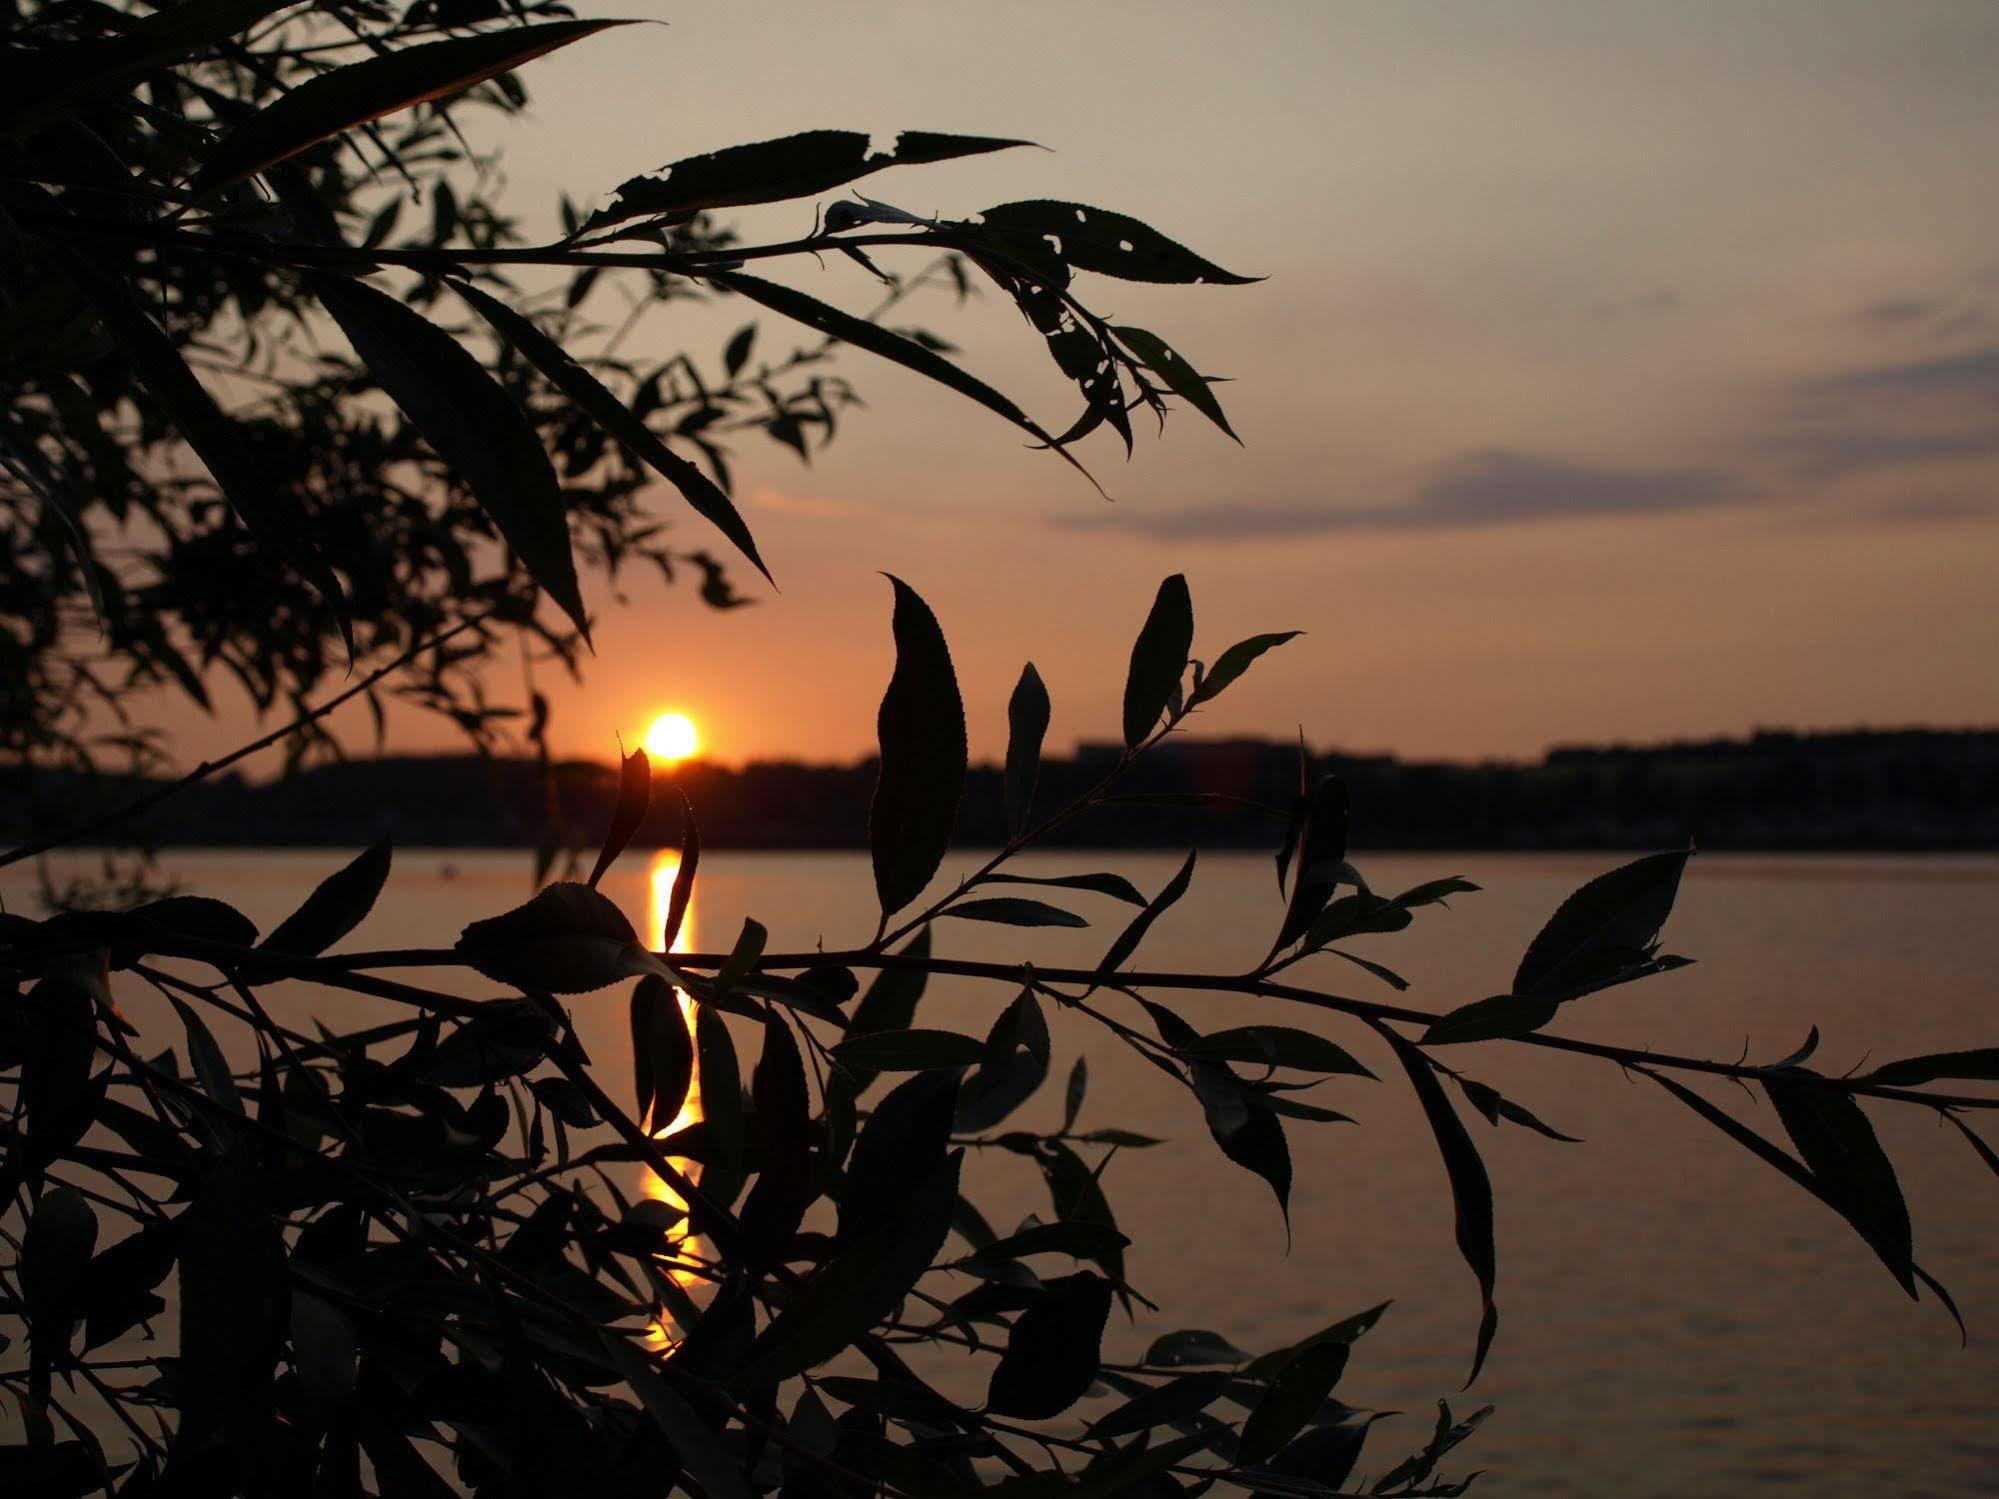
xmin=644 ymin=848 xmax=705 ymax=1339
xmin=643 ymin=711 xmax=700 ymax=764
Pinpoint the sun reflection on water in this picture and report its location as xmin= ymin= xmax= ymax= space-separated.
xmin=645 ymin=849 xmax=705 ymax=1341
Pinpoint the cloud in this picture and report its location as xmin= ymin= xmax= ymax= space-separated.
xmin=1055 ymin=450 xmax=1746 ymax=540
xmin=746 ymin=486 xmax=869 ymax=519
xmin=1871 ymin=493 xmax=1999 ymax=523
xmin=1774 ymin=429 xmax=1999 ymax=481
xmin=1773 ymin=344 xmax=1999 ymax=479
xmin=1813 ymin=345 xmax=1999 ymax=399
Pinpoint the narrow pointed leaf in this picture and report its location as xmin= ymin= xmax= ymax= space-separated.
xmin=630 ymin=975 xmax=693 ymax=1133
xmin=1862 ymin=1048 xmax=1999 ymax=1088
xmin=1122 ymin=574 xmax=1193 ymax=747
xmin=195 ymin=21 xmax=633 ymax=193
xmin=832 ymin=1028 xmax=986 ymax=1073
xmin=1005 ymin=662 xmax=1050 ymax=838
xmin=975 ymin=201 xmax=1258 ymax=285
xmin=1514 ymin=850 xmax=1691 ymax=1001
xmin=1185 ymin=630 xmax=1299 ymax=708
xmin=941 ymin=896 xmax=1086 ymax=928
xmin=262 ymin=839 xmax=392 ymax=957
xmin=1237 ymin=1340 xmax=1350 ymax=1465
xmin=457 ymin=882 xmax=666 ymax=993
xmin=588 ymin=747 xmax=652 ymax=888
xmin=1764 ymin=1074 xmax=1915 ymax=1295
xmin=1095 ymin=850 xmax=1195 ymax=980
xmin=661 ymin=783 xmax=699 ymax=951
xmin=980 ymin=871 xmax=1145 ymax=906
xmin=1111 ymin=324 xmax=1240 ymax=440
xmin=869 ymin=577 xmax=967 ymax=918
xmin=312 ymin=272 xmax=588 ymax=637
xmin=454 ymin=279 xmax=770 ymax=581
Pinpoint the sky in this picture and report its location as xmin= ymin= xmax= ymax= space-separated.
xmin=210 ymin=2 xmax=1999 ymax=767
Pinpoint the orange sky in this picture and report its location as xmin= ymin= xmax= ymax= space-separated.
xmin=167 ymin=2 xmax=1999 ymax=770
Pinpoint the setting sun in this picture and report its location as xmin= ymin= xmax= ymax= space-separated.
xmin=643 ymin=711 xmax=700 ymax=764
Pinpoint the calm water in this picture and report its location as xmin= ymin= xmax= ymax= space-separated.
xmin=10 ymin=848 xmax=1998 ymax=1494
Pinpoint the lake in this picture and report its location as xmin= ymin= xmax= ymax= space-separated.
xmin=7 ymin=847 xmax=1997 ymax=1495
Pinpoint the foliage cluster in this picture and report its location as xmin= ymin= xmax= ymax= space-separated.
xmin=2 ymin=6 xmax=1996 ymax=1499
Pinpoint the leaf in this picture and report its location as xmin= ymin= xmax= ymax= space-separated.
xmin=1141 ymin=1329 xmax=1250 ymax=1368
xmin=838 ymin=930 xmax=933 ymax=1094
xmin=1384 ymin=1031 xmax=1497 ymax=1385
xmin=1181 ymin=1026 xmax=1374 ymax=1078
xmin=661 ymin=784 xmax=700 ymax=951
xmin=986 ymin=1272 xmax=1114 ymax=1419
xmin=453 ymin=279 xmax=770 ymax=582
xmin=1122 ymin=574 xmax=1193 ymax=748
xmin=869 ymin=576 xmax=967 ymax=918
xmin=980 ymin=871 xmax=1146 ymax=906
xmin=842 ymin=1070 xmax=961 ymax=1242
xmin=1110 ymin=324 xmax=1241 ymax=441
xmin=166 ymin=994 xmax=242 ymax=1116
xmin=974 ymin=201 xmax=1258 ymax=285
xmin=1276 ymin=776 xmax=1352 ymax=949
xmin=1063 ymin=1056 xmax=1089 ymax=1133
xmin=1248 ymin=1419 xmax=1379 ymax=1495
xmin=311 ymin=272 xmax=588 ymax=638
xmin=1395 ymin=876 xmax=1482 ymax=908
xmin=957 ymin=989 xmax=1052 ymax=1132
xmin=630 ymin=975 xmax=693 ymax=1133
xmin=1185 ymin=630 xmax=1299 ymax=709
xmin=940 ymin=896 xmax=1087 ymax=928
xmin=59 ymin=249 xmax=346 ymax=628
xmin=1036 ymin=1140 xmax=1126 ymax=1288
xmin=742 ymin=1011 xmax=815 ymax=1269
xmin=588 ymin=747 xmax=651 ymax=889
xmin=584 ymin=129 xmax=1032 ymax=232
xmin=133 ymin=895 xmax=259 ymax=949
xmin=1241 ymin=1301 xmax=1391 ymax=1381
xmin=290 ymin=1290 xmax=357 ymax=1431
xmin=194 ymin=20 xmax=633 ymax=193
xmin=600 ymin=1335 xmax=753 ymax=1499
xmin=1423 ymin=994 xmax=1561 ymax=1047
xmin=1764 ymin=1074 xmax=1915 ymax=1295
xmin=261 ymin=840 xmax=391 ymax=957
xmin=833 ymin=1029 xmax=986 ymax=1073
xmin=1004 ymin=662 xmax=1051 ymax=839
xmin=737 ymin=1150 xmax=963 ymax=1386
xmin=1086 ymin=1370 xmax=1231 ymax=1440
xmin=1237 ymin=1340 xmax=1350 ymax=1465
xmin=1454 ymin=1078 xmax=1582 ymax=1143
xmin=178 ymin=1148 xmax=282 ymax=1444
xmin=717 ymin=916 xmax=768 ymax=991
xmin=1513 ymin=849 xmax=1691 ymax=1002
xmin=1095 ymin=850 xmax=1196 ymax=981
xmin=696 ymin=1007 xmax=744 ymax=1173
xmin=1862 ymin=1048 xmax=1999 ymax=1088
xmin=81 ymin=1217 xmax=182 ymax=1351
xmin=23 ymin=1187 xmax=97 ymax=1361
xmin=708 ymin=271 xmax=1074 ymax=463
xmin=456 ymin=882 xmax=667 ymax=993
xmin=1374 ymin=1400 xmax=1494 ymax=1495
xmin=977 ymin=1220 xmax=1129 ymax=1264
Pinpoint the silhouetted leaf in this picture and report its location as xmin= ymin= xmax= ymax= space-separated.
xmin=195 ymin=20 xmax=632 ymax=192
xmin=941 ymin=896 xmax=1086 ymax=928
xmin=697 ymin=1006 xmax=744 ymax=1172
xmin=1455 ymin=1078 xmax=1582 ymax=1143
xmin=833 ymin=1028 xmax=985 ymax=1073
xmin=81 ymin=1217 xmax=181 ymax=1351
xmin=178 ymin=1147 xmax=282 ymax=1444
xmin=600 ymin=1334 xmax=753 ymax=1499
xmin=312 ymin=272 xmax=588 ymax=637
xmin=1096 ymin=850 xmax=1196 ymax=980
xmin=290 ymin=1289 xmax=357 ymax=1432
xmin=1182 ymin=1026 xmax=1374 ymax=1078
xmin=585 ymin=129 xmax=1031 ymax=232
xmin=1063 ymin=1056 xmax=1089 ymax=1132
xmin=1764 ymin=1073 xmax=1915 ymax=1295
xmin=956 ymin=989 xmax=1051 ymax=1132
xmin=975 ymin=201 xmax=1257 ymax=284
xmin=1384 ymin=1031 xmax=1497 ymax=1385
xmin=1238 ymin=1340 xmax=1350 ymax=1464
xmin=662 ymin=783 xmax=700 ymax=951
xmin=1395 ymin=876 xmax=1481 ymax=908
xmin=987 ymin=1272 xmax=1114 ymax=1419
xmin=1086 ymin=1370 xmax=1231 ymax=1439
xmin=1423 ymin=994 xmax=1560 ymax=1047
xmin=23 ymin=1187 xmax=95 ymax=1367
xmin=1514 ymin=849 xmax=1691 ymax=1002
xmin=1142 ymin=1329 xmax=1249 ymax=1368
xmin=1863 ymin=1048 xmax=1999 ymax=1088
xmin=166 ymin=993 xmax=242 ymax=1116
xmin=1249 ymin=1419 xmax=1379 ymax=1495
xmin=842 ymin=1069 xmax=960 ymax=1246
xmin=709 ymin=271 xmax=1071 ymax=458
xmin=743 ymin=1010 xmax=815 ymax=1269
xmin=262 ymin=839 xmax=392 ymax=957
xmin=837 ymin=930 xmax=933 ymax=1097
xmin=1122 ymin=574 xmax=1193 ymax=747
xmin=1242 ymin=1301 xmax=1391 ymax=1380
xmin=1005 ymin=663 xmax=1051 ymax=838
xmin=1036 ymin=1139 xmax=1127 ymax=1289
xmin=1945 ymin=1113 xmax=1999 ymax=1183
xmin=980 ymin=871 xmax=1146 ymax=906
xmin=1374 ymin=1401 xmax=1494 ymax=1495
xmin=455 ymin=279 xmax=771 ymax=581
xmin=1111 ymin=324 xmax=1241 ymax=440
xmin=738 ymin=1149 xmax=963 ymax=1386
xmin=978 ymin=1220 xmax=1129 ymax=1264
xmin=722 ymin=323 xmax=756 ymax=377
xmin=869 ymin=576 xmax=967 ymax=918
xmin=1185 ymin=631 xmax=1298 ymax=710
xmin=133 ymin=894 xmax=258 ymax=949
xmin=1276 ymin=776 xmax=1351 ymax=949
xmin=0 ymin=1442 xmax=98 ymax=1498
xmin=459 ymin=882 xmax=667 ymax=993
xmin=58 ymin=249 xmax=347 ymax=629
xmin=588 ymin=747 xmax=651 ymax=889
xmin=630 ymin=975 xmax=693 ymax=1133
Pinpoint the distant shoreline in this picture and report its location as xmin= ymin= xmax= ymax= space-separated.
xmin=9 ymin=727 xmax=1995 ymax=855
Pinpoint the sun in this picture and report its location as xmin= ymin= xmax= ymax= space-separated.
xmin=643 ymin=711 xmax=700 ymax=764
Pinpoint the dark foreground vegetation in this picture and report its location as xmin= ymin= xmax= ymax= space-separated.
xmin=4 ymin=4 xmax=1996 ymax=1498
xmin=9 ymin=729 xmax=1995 ymax=857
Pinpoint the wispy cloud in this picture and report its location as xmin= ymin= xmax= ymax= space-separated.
xmin=1774 ymin=344 xmax=1999 ymax=480
xmin=1055 ymin=450 xmax=1745 ymax=541
xmin=746 ymin=486 xmax=869 ymax=519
